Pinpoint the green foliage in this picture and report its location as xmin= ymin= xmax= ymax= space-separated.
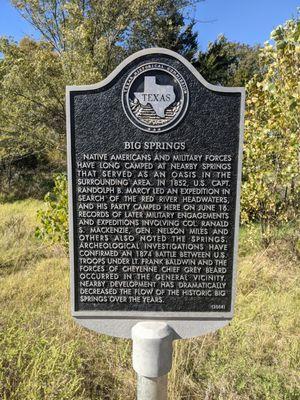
xmin=242 ymin=16 xmax=300 ymax=242
xmin=11 ymin=0 xmax=197 ymax=79
xmin=36 ymin=174 xmax=68 ymax=245
xmin=125 ymin=3 xmax=198 ymax=61
xmin=228 ymin=42 xmax=261 ymax=87
xmin=195 ymin=35 xmax=260 ymax=86
xmin=0 ymin=37 xmax=66 ymax=199
xmin=0 ymin=1 xmax=199 ymax=199
xmin=0 ymin=154 xmax=55 ymax=202
xmin=0 ymin=37 xmax=66 ymax=163
xmin=1 ymin=200 xmax=299 ymax=399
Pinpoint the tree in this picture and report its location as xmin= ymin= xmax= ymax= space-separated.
xmin=125 ymin=3 xmax=198 ymax=61
xmin=241 ymin=16 xmax=300 ymax=241
xmin=12 ymin=0 xmax=198 ymax=79
xmin=0 ymin=37 xmax=65 ymax=199
xmin=195 ymin=35 xmax=260 ymax=86
xmin=0 ymin=37 xmax=65 ymax=164
xmin=0 ymin=0 xmax=198 ymax=199
xmin=229 ymin=42 xmax=261 ymax=87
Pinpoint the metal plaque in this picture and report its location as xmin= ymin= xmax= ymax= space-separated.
xmin=66 ymin=48 xmax=245 ymax=338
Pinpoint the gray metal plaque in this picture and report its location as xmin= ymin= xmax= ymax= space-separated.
xmin=66 ymin=48 xmax=245 ymax=338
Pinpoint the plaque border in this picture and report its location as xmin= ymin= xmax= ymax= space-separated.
xmin=66 ymin=48 xmax=245 ymax=338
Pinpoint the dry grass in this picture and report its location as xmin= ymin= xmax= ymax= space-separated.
xmin=168 ymin=246 xmax=300 ymax=399
xmin=0 ymin=200 xmax=299 ymax=399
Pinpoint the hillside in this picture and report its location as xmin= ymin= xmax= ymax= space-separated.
xmin=0 ymin=200 xmax=299 ymax=400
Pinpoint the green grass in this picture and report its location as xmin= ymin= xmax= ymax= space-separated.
xmin=0 ymin=200 xmax=299 ymax=399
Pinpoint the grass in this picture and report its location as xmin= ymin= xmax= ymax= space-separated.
xmin=0 ymin=200 xmax=299 ymax=399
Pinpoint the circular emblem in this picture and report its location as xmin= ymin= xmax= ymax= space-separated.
xmin=122 ymin=63 xmax=189 ymax=133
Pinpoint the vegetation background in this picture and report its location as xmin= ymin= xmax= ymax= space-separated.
xmin=0 ymin=1 xmax=299 ymax=399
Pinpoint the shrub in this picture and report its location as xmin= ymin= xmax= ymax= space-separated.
xmin=36 ymin=173 xmax=68 ymax=245
xmin=241 ymin=16 xmax=300 ymax=243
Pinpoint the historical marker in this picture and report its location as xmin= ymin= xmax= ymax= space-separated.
xmin=67 ymin=48 xmax=245 ymax=340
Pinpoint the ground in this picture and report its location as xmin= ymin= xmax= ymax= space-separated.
xmin=0 ymin=200 xmax=299 ymax=400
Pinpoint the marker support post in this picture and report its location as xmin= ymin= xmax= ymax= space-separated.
xmin=132 ymin=322 xmax=174 ymax=400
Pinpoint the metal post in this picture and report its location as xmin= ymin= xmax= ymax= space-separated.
xmin=137 ymin=375 xmax=168 ymax=400
xmin=132 ymin=322 xmax=174 ymax=400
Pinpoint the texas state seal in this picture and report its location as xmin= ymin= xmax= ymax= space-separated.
xmin=122 ymin=63 xmax=189 ymax=133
